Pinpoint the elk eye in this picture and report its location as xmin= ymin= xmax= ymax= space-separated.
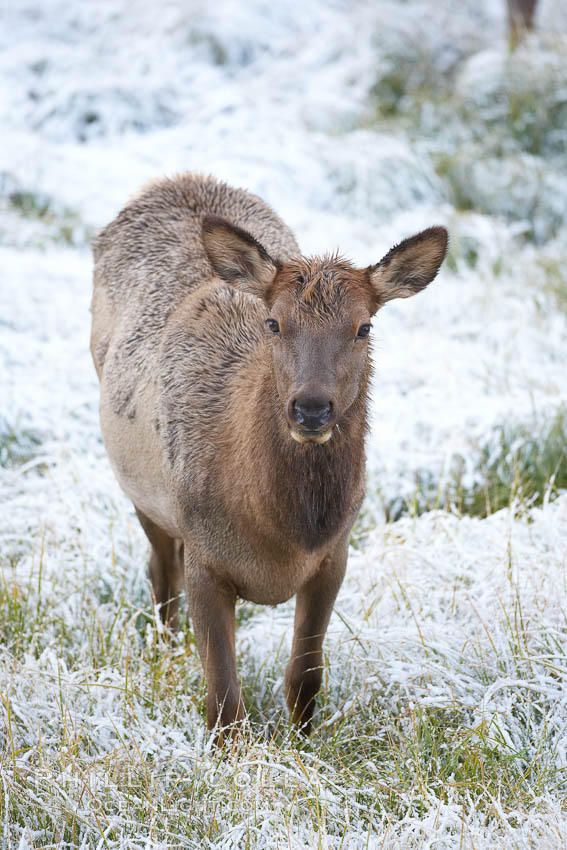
xmin=266 ymin=318 xmax=280 ymax=334
xmin=357 ymin=323 xmax=371 ymax=338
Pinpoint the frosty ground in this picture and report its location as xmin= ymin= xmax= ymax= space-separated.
xmin=1 ymin=0 xmax=567 ymax=847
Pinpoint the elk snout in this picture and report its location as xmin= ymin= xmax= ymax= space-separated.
xmin=287 ymin=394 xmax=337 ymax=444
xmin=293 ymin=397 xmax=332 ymax=429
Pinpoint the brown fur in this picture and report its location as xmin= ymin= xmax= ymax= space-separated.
xmin=91 ymin=172 xmax=448 ymax=738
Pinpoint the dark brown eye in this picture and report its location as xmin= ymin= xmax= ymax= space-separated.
xmin=266 ymin=318 xmax=280 ymax=334
xmin=357 ymin=323 xmax=371 ymax=338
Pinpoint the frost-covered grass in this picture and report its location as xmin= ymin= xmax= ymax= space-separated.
xmin=371 ymin=407 xmax=567 ymax=522
xmin=2 ymin=474 xmax=567 ymax=847
xmin=2 ymin=0 xmax=567 ymax=847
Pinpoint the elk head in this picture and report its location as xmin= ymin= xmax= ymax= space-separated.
xmin=202 ymin=215 xmax=448 ymax=445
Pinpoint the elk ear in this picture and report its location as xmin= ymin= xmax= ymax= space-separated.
xmin=368 ymin=226 xmax=448 ymax=306
xmin=202 ymin=214 xmax=279 ymax=299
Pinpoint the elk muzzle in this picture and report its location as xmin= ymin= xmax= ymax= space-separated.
xmin=287 ymin=393 xmax=337 ymax=445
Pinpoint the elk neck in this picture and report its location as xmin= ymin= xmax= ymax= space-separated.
xmin=225 ymin=349 xmax=370 ymax=553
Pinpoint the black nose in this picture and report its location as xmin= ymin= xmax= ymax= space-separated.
xmin=293 ymin=398 xmax=332 ymax=430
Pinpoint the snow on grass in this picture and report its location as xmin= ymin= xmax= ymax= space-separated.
xmin=1 ymin=0 xmax=567 ymax=846
xmin=2 ymin=463 xmax=567 ymax=846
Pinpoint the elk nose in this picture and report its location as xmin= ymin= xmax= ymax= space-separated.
xmin=293 ymin=397 xmax=333 ymax=430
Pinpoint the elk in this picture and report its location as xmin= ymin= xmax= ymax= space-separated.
xmin=91 ymin=173 xmax=447 ymax=738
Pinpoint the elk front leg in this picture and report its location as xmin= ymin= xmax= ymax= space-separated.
xmin=185 ymin=561 xmax=244 ymax=735
xmin=285 ymin=536 xmax=348 ymax=734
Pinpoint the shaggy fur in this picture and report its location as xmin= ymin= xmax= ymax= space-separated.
xmin=91 ymin=172 xmax=447 ymax=736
